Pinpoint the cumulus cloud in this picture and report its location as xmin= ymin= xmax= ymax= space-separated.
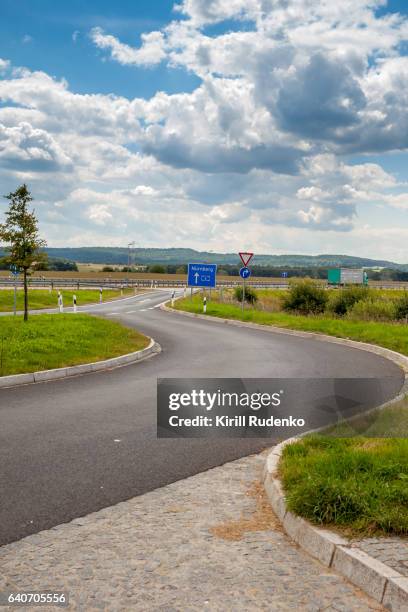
xmin=0 ymin=59 xmax=10 ymax=73
xmin=1 ymin=0 xmax=408 ymax=256
xmin=0 ymin=122 xmax=72 ymax=171
xmin=90 ymin=27 xmax=166 ymax=66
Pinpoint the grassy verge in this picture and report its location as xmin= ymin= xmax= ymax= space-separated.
xmin=0 ymin=314 xmax=149 ymax=375
xmin=0 ymin=288 xmax=134 ymax=312
xmin=280 ymin=423 xmax=408 ymax=536
xmin=174 ymin=295 xmax=408 ymax=356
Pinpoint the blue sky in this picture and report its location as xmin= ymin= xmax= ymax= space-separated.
xmin=0 ymin=0 xmax=201 ymax=98
xmin=0 ymin=0 xmax=408 ymax=261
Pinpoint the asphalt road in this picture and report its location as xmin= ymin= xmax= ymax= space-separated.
xmin=0 ymin=290 xmax=404 ymax=546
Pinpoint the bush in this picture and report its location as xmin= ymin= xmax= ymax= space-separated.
xmin=234 ymin=286 xmax=258 ymax=304
xmin=327 ymin=286 xmax=370 ymax=316
xmin=282 ymin=280 xmax=327 ymax=315
xmin=395 ymin=293 xmax=408 ymax=321
xmin=102 ymin=266 xmax=114 ymax=272
xmin=149 ymin=264 xmax=166 ymax=274
xmin=347 ymin=298 xmax=396 ymax=321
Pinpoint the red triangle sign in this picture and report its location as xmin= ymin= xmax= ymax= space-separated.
xmin=239 ymin=252 xmax=254 ymax=267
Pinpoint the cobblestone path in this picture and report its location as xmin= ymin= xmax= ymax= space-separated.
xmin=0 ymin=453 xmax=383 ymax=611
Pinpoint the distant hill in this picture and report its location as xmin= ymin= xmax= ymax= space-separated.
xmin=28 ymin=247 xmax=408 ymax=270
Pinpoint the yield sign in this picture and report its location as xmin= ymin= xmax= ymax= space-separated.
xmin=239 ymin=252 xmax=254 ymax=267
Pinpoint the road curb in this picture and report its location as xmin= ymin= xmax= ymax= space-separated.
xmin=0 ymin=338 xmax=161 ymax=389
xmin=163 ymin=301 xmax=408 ymax=608
xmin=263 ymin=438 xmax=408 ymax=608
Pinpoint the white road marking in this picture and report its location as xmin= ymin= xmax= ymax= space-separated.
xmin=125 ymin=310 xmax=137 ymax=314
xmin=108 ymin=312 xmax=120 ymax=316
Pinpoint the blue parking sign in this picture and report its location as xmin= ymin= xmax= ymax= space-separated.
xmin=187 ymin=263 xmax=217 ymax=288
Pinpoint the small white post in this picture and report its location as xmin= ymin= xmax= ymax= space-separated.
xmin=171 ymin=290 xmax=175 ymax=307
xmin=99 ymin=287 xmax=103 ymax=303
xmin=58 ymin=291 xmax=63 ymax=313
xmin=73 ymin=294 xmax=77 ymax=313
xmin=120 ymin=284 xmax=123 ymax=296
xmin=203 ymin=296 xmax=207 ymax=314
xmin=183 ymin=286 xmax=186 ymax=298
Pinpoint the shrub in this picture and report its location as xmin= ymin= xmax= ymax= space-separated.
xmin=149 ymin=264 xmax=166 ymax=274
xmin=282 ymin=279 xmax=327 ymax=315
xmin=395 ymin=293 xmax=408 ymax=321
xmin=347 ymin=298 xmax=396 ymax=321
xmin=234 ymin=286 xmax=258 ymax=304
xmin=102 ymin=266 xmax=114 ymax=272
xmin=327 ymin=286 xmax=370 ymax=316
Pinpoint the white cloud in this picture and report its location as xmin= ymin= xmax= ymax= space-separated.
xmin=0 ymin=122 xmax=72 ymax=171
xmin=0 ymin=59 xmax=10 ymax=73
xmin=90 ymin=27 xmax=166 ymax=66
xmin=0 ymin=1 xmax=408 ymax=259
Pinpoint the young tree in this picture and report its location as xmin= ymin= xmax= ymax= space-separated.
xmin=0 ymin=185 xmax=47 ymax=320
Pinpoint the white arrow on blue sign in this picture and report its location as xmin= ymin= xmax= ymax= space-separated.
xmin=239 ymin=267 xmax=251 ymax=279
xmin=187 ymin=263 xmax=217 ymax=288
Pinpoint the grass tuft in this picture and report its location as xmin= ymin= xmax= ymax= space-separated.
xmin=280 ymin=433 xmax=408 ymax=536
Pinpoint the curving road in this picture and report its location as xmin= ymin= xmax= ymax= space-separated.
xmin=0 ymin=290 xmax=404 ymax=546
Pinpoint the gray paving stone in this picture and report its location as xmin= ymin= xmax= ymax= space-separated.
xmin=0 ymin=454 xmax=383 ymax=611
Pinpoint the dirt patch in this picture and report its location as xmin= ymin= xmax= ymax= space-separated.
xmin=210 ymin=481 xmax=282 ymax=541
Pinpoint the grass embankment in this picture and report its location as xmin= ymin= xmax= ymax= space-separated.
xmin=0 ymin=288 xmax=134 ymax=312
xmin=0 ymin=314 xmax=149 ymax=376
xmin=280 ymin=429 xmax=408 ymax=536
xmin=174 ymin=295 xmax=408 ymax=356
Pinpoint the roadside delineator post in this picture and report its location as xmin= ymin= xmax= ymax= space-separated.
xmin=203 ymin=296 xmax=207 ymax=314
xmin=73 ymin=294 xmax=77 ymax=313
xmin=183 ymin=287 xmax=186 ymax=298
xmin=100 ymin=287 xmax=103 ymax=303
xmin=58 ymin=291 xmax=63 ymax=313
xmin=171 ymin=290 xmax=175 ymax=307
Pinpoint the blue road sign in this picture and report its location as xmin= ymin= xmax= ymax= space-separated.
xmin=281 ymin=271 xmax=288 ymax=278
xmin=10 ymin=265 xmax=20 ymax=276
xmin=239 ymin=267 xmax=251 ymax=279
xmin=187 ymin=263 xmax=217 ymax=288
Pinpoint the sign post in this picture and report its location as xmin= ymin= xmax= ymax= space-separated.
xmin=238 ymin=253 xmax=254 ymax=312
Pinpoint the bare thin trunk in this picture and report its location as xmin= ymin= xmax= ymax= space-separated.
xmin=23 ymin=268 xmax=28 ymax=321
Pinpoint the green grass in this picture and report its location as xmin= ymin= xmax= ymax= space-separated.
xmin=280 ymin=430 xmax=408 ymax=536
xmin=0 ymin=288 xmax=134 ymax=312
xmin=325 ymin=397 xmax=408 ymax=438
xmin=0 ymin=314 xmax=149 ymax=375
xmin=174 ymin=295 xmax=408 ymax=356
